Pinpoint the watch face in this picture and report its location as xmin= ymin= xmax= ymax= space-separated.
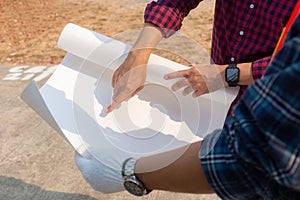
xmin=124 ymin=180 xmax=145 ymax=196
xmin=226 ymin=67 xmax=239 ymax=82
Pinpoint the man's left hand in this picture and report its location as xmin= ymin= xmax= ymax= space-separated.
xmin=164 ymin=65 xmax=226 ymax=97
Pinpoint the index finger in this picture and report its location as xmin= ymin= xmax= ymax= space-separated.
xmin=164 ymin=69 xmax=191 ymax=80
xmin=105 ymin=102 xmax=120 ymax=115
xmin=105 ymin=86 xmax=133 ymax=115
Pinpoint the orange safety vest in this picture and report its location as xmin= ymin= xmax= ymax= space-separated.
xmin=272 ymin=1 xmax=300 ymax=58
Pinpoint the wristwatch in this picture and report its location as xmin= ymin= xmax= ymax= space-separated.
xmin=225 ymin=64 xmax=240 ymax=87
xmin=122 ymin=158 xmax=151 ymax=196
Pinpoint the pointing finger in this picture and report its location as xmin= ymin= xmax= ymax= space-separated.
xmin=164 ymin=69 xmax=191 ymax=80
xmin=105 ymin=102 xmax=120 ymax=115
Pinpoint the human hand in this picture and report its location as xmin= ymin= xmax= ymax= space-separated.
xmin=164 ymin=65 xmax=226 ymax=97
xmin=105 ymin=50 xmax=149 ymax=114
xmin=74 ymin=152 xmax=124 ymax=193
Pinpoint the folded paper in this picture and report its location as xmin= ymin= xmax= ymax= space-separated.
xmin=21 ymin=23 xmax=239 ymax=169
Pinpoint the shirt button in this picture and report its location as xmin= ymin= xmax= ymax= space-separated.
xmin=250 ymin=4 xmax=255 ymax=9
xmin=231 ymin=57 xmax=235 ymax=62
xmin=239 ymin=31 xmax=244 ymax=36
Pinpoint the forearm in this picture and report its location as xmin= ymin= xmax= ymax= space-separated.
xmin=236 ymin=57 xmax=271 ymax=85
xmin=237 ymin=63 xmax=254 ymax=85
xmin=135 ymin=141 xmax=214 ymax=194
xmin=130 ymin=23 xmax=164 ymax=57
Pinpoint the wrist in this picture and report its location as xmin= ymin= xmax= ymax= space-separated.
xmin=237 ymin=63 xmax=253 ymax=85
xmin=125 ymin=49 xmax=151 ymax=69
xmin=221 ymin=63 xmax=253 ymax=87
xmin=129 ymin=48 xmax=152 ymax=59
xmin=135 ymin=158 xmax=154 ymax=191
xmin=122 ymin=158 xmax=152 ymax=196
xmin=217 ymin=65 xmax=228 ymax=87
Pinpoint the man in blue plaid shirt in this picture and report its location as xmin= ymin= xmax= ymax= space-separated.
xmin=75 ymin=11 xmax=300 ymax=200
xmin=200 ymin=13 xmax=300 ymax=199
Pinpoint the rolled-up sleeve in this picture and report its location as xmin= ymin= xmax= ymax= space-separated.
xmin=144 ymin=0 xmax=202 ymax=37
xmin=251 ymin=56 xmax=272 ymax=80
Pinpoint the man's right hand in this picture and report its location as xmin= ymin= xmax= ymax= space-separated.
xmin=105 ymin=50 xmax=149 ymax=114
xmin=105 ymin=23 xmax=164 ymax=114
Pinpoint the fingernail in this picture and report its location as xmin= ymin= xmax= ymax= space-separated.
xmin=164 ymin=75 xmax=169 ymax=80
xmin=105 ymin=107 xmax=111 ymax=114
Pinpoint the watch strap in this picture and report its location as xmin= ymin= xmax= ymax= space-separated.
xmin=228 ymin=81 xmax=237 ymax=87
xmin=122 ymin=157 xmax=137 ymax=177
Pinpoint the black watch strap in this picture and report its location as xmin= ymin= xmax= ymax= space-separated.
xmin=228 ymin=81 xmax=237 ymax=87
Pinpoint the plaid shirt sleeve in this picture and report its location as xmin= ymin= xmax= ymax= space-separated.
xmin=231 ymin=15 xmax=300 ymax=190
xmin=144 ymin=0 xmax=202 ymax=37
xmin=251 ymin=56 xmax=272 ymax=80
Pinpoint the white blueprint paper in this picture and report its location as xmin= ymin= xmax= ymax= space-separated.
xmin=22 ymin=23 xmax=239 ymax=168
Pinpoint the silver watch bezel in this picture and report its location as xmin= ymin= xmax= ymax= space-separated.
xmin=122 ymin=158 xmax=147 ymax=196
xmin=123 ymin=176 xmax=147 ymax=196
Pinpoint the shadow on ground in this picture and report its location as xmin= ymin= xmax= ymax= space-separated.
xmin=0 ymin=176 xmax=97 ymax=200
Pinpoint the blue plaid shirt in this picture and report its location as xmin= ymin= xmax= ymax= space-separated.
xmin=229 ymin=14 xmax=300 ymax=191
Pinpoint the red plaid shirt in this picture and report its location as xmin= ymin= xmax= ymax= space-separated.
xmin=144 ymin=0 xmax=297 ymax=114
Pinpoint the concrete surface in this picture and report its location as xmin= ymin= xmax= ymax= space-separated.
xmin=0 ymin=65 xmax=220 ymax=200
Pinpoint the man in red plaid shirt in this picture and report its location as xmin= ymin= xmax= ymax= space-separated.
xmin=105 ymin=0 xmax=297 ymax=115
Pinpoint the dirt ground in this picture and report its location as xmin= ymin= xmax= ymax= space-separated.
xmin=0 ymin=0 xmax=220 ymax=199
xmin=0 ymin=0 xmax=214 ymax=66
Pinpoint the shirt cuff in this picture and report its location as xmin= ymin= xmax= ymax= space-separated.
xmin=251 ymin=56 xmax=272 ymax=80
xmin=144 ymin=3 xmax=183 ymax=38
